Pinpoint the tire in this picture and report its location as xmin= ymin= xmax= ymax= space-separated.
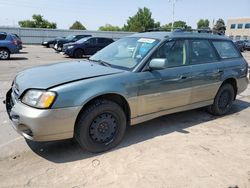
xmin=75 ymin=99 xmax=127 ymax=153
xmin=0 ymin=48 xmax=10 ymax=60
xmin=73 ymin=49 xmax=84 ymax=58
xmin=207 ymin=84 xmax=235 ymax=116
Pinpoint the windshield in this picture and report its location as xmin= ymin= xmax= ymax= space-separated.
xmin=90 ymin=37 xmax=159 ymax=70
xmin=65 ymin=35 xmax=75 ymax=40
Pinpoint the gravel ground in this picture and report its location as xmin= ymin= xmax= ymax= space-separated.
xmin=0 ymin=46 xmax=250 ymax=188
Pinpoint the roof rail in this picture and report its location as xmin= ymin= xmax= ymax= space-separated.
xmin=143 ymin=27 xmax=225 ymax=35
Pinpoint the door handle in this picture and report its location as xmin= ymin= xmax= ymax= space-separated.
xmin=169 ymin=75 xmax=189 ymax=81
xmin=213 ymin=70 xmax=223 ymax=75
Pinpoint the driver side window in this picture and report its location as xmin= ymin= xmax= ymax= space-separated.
xmin=152 ymin=40 xmax=188 ymax=68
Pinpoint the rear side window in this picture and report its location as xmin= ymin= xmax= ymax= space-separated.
xmin=97 ymin=38 xmax=113 ymax=44
xmin=190 ymin=40 xmax=217 ymax=64
xmin=0 ymin=34 xmax=7 ymax=40
xmin=212 ymin=41 xmax=240 ymax=59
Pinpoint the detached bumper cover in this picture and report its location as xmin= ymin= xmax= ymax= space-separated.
xmin=6 ymin=89 xmax=81 ymax=141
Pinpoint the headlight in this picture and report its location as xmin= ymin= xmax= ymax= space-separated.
xmin=43 ymin=42 xmax=48 ymax=44
xmin=22 ymin=90 xmax=56 ymax=108
xmin=67 ymin=45 xmax=74 ymax=49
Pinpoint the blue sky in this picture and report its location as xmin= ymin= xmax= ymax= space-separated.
xmin=0 ymin=0 xmax=250 ymax=30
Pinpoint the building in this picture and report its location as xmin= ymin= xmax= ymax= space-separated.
xmin=226 ymin=18 xmax=250 ymax=41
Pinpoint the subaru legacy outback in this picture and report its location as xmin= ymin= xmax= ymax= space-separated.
xmin=5 ymin=32 xmax=249 ymax=153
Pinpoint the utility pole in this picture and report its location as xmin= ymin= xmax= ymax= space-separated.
xmin=169 ymin=0 xmax=176 ymax=31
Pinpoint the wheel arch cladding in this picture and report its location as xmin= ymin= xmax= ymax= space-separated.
xmin=74 ymin=93 xmax=131 ymax=131
xmin=222 ymin=78 xmax=237 ymax=99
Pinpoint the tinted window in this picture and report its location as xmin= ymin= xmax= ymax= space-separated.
xmin=97 ymin=38 xmax=113 ymax=44
xmin=230 ymin=24 xmax=236 ymax=29
xmin=0 ymin=34 xmax=7 ymax=40
xmin=212 ymin=41 xmax=240 ymax=59
xmin=97 ymin=38 xmax=106 ymax=44
xmin=245 ymin=23 xmax=250 ymax=29
xmin=190 ymin=40 xmax=217 ymax=64
xmin=152 ymin=40 xmax=188 ymax=68
xmin=88 ymin=38 xmax=97 ymax=45
xmin=237 ymin=24 xmax=243 ymax=29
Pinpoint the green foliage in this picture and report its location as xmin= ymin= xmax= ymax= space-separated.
xmin=123 ymin=7 xmax=160 ymax=32
xmin=19 ymin=14 xmax=57 ymax=29
xmin=99 ymin=24 xmax=121 ymax=31
xmin=197 ymin=19 xmax=210 ymax=29
xmin=213 ymin=19 xmax=226 ymax=34
xmin=69 ymin=21 xmax=86 ymax=30
xmin=161 ymin=21 xmax=192 ymax=31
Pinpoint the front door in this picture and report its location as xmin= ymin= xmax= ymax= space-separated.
xmin=85 ymin=38 xmax=98 ymax=55
xmin=137 ymin=39 xmax=193 ymax=116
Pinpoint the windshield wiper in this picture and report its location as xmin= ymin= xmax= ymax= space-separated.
xmin=88 ymin=59 xmax=111 ymax=67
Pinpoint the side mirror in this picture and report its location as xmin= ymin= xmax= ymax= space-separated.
xmin=149 ymin=58 xmax=168 ymax=70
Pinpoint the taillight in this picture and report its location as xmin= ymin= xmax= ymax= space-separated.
xmin=12 ymin=40 xmax=18 ymax=45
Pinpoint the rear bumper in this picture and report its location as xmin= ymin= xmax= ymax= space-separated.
xmin=6 ymin=89 xmax=81 ymax=141
xmin=9 ymin=46 xmax=20 ymax=54
xmin=237 ymin=77 xmax=249 ymax=94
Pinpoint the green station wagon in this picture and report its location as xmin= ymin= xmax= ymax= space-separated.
xmin=5 ymin=32 xmax=249 ymax=152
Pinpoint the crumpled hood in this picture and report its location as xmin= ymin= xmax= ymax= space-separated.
xmin=14 ymin=60 xmax=124 ymax=95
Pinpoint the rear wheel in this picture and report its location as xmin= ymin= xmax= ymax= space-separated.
xmin=75 ymin=99 xmax=127 ymax=153
xmin=207 ymin=84 xmax=235 ymax=115
xmin=0 ymin=48 xmax=10 ymax=60
xmin=73 ymin=49 xmax=84 ymax=58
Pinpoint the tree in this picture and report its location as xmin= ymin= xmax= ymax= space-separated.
xmin=123 ymin=7 xmax=160 ymax=32
xmin=161 ymin=21 xmax=192 ymax=31
xmin=19 ymin=14 xmax=57 ymax=29
xmin=197 ymin=19 xmax=210 ymax=29
xmin=99 ymin=24 xmax=121 ymax=31
xmin=69 ymin=21 xmax=86 ymax=30
xmin=213 ymin=18 xmax=226 ymax=35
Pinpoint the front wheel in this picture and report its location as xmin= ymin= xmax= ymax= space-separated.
xmin=207 ymin=84 xmax=235 ymax=116
xmin=0 ymin=49 xmax=10 ymax=60
xmin=75 ymin=99 xmax=127 ymax=153
xmin=73 ymin=49 xmax=84 ymax=58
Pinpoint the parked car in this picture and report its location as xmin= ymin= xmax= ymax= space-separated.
xmin=234 ymin=40 xmax=245 ymax=52
xmin=54 ymin=34 xmax=92 ymax=52
xmin=5 ymin=32 xmax=249 ymax=152
xmin=244 ymin=40 xmax=250 ymax=50
xmin=0 ymin=32 xmax=21 ymax=60
xmin=63 ymin=37 xmax=114 ymax=58
xmin=42 ymin=37 xmax=64 ymax=48
xmin=12 ymin=33 xmax=23 ymax=50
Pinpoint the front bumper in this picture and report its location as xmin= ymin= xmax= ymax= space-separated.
xmin=5 ymin=89 xmax=81 ymax=141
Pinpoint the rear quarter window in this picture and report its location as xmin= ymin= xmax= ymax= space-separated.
xmin=212 ymin=41 xmax=241 ymax=59
xmin=0 ymin=34 xmax=7 ymax=40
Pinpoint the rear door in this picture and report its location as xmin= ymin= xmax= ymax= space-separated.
xmin=189 ymin=39 xmax=223 ymax=103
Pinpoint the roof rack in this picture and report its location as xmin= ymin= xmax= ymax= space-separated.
xmin=143 ymin=27 xmax=224 ymax=35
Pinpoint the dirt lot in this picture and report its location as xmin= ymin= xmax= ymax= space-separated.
xmin=0 ymin=46 xmax=250 ymax=188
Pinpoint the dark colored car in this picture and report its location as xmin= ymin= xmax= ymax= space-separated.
xmin=244 ymin=40 xmax=250 ymax=50
xmin=0 ymin=32 xmax=21 ymax=60
xmin=234 ymin=40 xmax=245 ymax=52
xmin=54 ymin=34 xmax=92 ymax=52
xmin=42 ymin=37 xmax=64 ymax=48
xmin=63 ymin=37 xmax=114 ymax=58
